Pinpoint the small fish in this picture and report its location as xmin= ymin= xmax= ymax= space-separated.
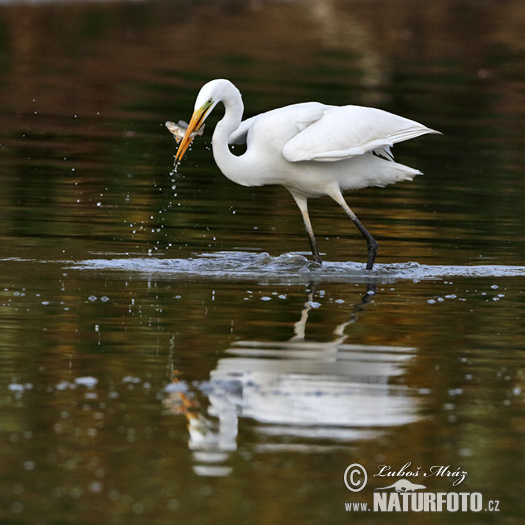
xmin=165 ymin=120 xmax=205 ymax=144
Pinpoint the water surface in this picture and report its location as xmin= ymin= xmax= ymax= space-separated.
xmin=0 ymin=1 xmax=524 ymax=524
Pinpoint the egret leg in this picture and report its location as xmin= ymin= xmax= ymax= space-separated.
xmin=290 ymin=193 xmax=322 ymax=264
xmin=332 ymin=193 xmax=378 ymax=270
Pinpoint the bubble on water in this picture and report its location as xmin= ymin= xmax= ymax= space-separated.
xmin=11 ymin=501 xmax=23 ymax=513
xmin=163 ymin=382 xmax=188 ymax=393
xmin=448 ymin=388 xmax=463 ymax=396
xmin=132 ymin=502 xmax=145 ymax=514
xmin=9 ymin=383 xmax=31 ymax=392
xmin=122 ymin=376 xmax=141 ymax=384
xmin=74 ymin=376 xmax=98 ymax=388
xmin=56 ymin=381 xmax=75 ymax=391
xmin=167 ymin=499 xmax=180 ymax=511
xmin=89 ymin=481 xmax=103 ymax=493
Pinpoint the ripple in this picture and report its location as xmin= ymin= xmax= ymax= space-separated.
xmin=67 ymin=251 xmax=525 ymax=283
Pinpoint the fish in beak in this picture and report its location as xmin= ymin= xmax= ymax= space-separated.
xmin=173 ymin=100 xmax=213 ymax=168
xmin=165 ymin=120 xmax=205 ymax=144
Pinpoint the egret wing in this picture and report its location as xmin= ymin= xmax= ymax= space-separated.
xmin=282 ymin=105 xmax=439 ymax=162
xmin=229 ymin=103 xmax=327 ymax=145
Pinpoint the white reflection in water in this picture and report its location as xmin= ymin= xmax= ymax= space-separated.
xmin=164 ymin=287 xmax=421 ymax=476
xmin=215 ymin=342 xmax=417 ymax=431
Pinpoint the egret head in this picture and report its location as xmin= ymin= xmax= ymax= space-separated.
xmin=174 ymin=81 xmax=222 ymax=166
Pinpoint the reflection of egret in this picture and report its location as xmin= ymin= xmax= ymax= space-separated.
xmin=163 ymin=370 xmax=235 ymax=477
xmin=214 ymin=287 xmax=418 ymax=435
xmin=290 ymin=284 xmax=375 ymax=341
xmin=173 ymin=79 xmax=439 ymax=269
xmin=164 ymin=286 xmax=421 ymax=475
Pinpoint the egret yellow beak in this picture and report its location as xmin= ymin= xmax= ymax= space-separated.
xmin=174 ymin=101 xmax=212 ymax=167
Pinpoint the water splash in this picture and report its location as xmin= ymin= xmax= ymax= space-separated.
xmin=68 ymin=251 xmax=525 ymax=283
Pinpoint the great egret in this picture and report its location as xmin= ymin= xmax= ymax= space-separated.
xmin=173 ymin=79 xmax=439 ymax=269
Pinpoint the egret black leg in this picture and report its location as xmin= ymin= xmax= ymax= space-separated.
xmin=333 ymin=194 xmax=378 ymax=270
xmin=350 ymin=214 xmax=378 ymax=270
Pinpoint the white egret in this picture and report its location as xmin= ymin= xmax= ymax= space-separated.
xmin=173 ymin=79 xmax=439 ymax=269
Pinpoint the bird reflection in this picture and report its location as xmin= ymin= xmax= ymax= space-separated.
xmin=163 ymin=285 xmax=420 ymax=476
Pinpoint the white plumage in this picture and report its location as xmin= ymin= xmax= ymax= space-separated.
xmin=173 ymin=78 xmax=439 ymax=269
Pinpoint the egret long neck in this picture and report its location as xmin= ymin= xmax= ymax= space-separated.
xmin=211 ymin=88 xmax=250 ymax=186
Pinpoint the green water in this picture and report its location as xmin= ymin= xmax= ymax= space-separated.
xmin=0 ymin=1 xmax=524 ymax=524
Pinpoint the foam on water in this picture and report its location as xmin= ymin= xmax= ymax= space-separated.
xmin=67 ymin=251 xmax=525 ymax=283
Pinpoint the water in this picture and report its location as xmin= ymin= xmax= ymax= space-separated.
xmin=0 ymin=1 xmax=524 ymax=523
